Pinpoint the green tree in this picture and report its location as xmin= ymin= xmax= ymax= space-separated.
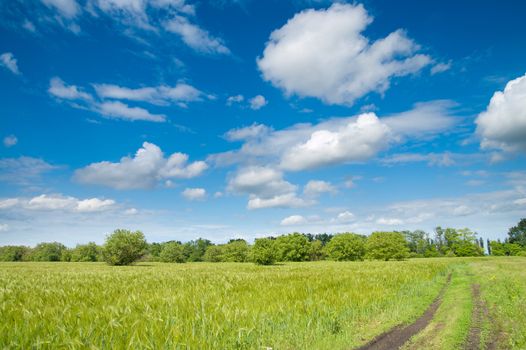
xmin=324 ymin=233 xmax=366 ymax=261
xmin=0 ymin=245 xmax=31 ymax=261
xmin=508 ymin=218 xmax=526 ymax=247
xmin=490 ymin=241 xmax=522 ymax=256
xmin=275 ymin=233 xmax=310 ymax=261
xmin=366 ymin=232 xmax=409 ymax=261
xmin=203 ymin=245 xmax=224 ymax=262
xmin=102 ymin=229 xmax=147 ymax=266
xmin=221 ymin=239 xmax=250 ymax=262
xmin=71 ymin=242 xmax=101 ymax=262
xmin=308 ymin=240 xmax=325 ymax=261
xmin=183 ymin=238 xmax=212 ymax=262
xmin=159 ymin=242 xmax=186 ymax=263
xmin=31 ymin=242 xmax=67 ymax=261
xmin=250 ymin=238 xmax=276 ymax=265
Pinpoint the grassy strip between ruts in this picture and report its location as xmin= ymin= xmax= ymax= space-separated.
xmin=0 ymin=260 xmax=451 ymax=350
xmin=403 ymin=257 xmax=526 ymax=350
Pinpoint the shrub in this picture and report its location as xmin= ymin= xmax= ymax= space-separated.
xmin=159 ymin=242 xmax=186 ymax=263
xmin=250 ymin=238 xmax=276 ymax=265
xmin=204 ymin=245 xmax=224 ymax=262
xmin=102 ymin=229 xmax=147 ymax=266
xmin=325 ymin=233 xmax=366 ymax=261
xmin=221 ymin=239 xmax=250 ymax=262
xmin=366 ymin=232 xmax=409 ymax=261
xmin=275 ymin=233 xmax=310 ymax=262
xmin=0 ymin=245 xmax=31 ymax=261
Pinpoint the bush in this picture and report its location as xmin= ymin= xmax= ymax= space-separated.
xmin=102 ymin=229 xmax=147 ymax=266
xmin=31 ymin=242 xmax=67 ymax=261
xmin=250 ymin=238 xmax=276 ymax=265
xmin=71 ymin=242 xmax=101 ymax=262
xmin=325 ymin=233 xmax=366 ymax=261
xmin=221 ymin=239 xmax=250 ymax=262
xmin=204 ymin=245 xmax=224 ymax=262
xmin=159 ymin=242 xmax=186 ymax=263
xmin=366 ymin=232 xmax=409 ymax=261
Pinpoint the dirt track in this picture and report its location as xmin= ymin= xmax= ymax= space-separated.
xmin=465 ymin=284 xmax=483 ymax=350
xmin=355 ymin=274 xmax=452 ymax=350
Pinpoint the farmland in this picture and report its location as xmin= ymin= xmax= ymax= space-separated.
xmin=1 ymin=258 xmax=525 ymax=349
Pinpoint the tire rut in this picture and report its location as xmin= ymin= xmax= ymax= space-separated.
xmin=355 ymin=273 xmax=452 ymax=350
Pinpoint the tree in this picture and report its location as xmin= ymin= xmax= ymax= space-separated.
xmin=71 ymin=242 xmax=101 ymax=262
xmin=490 ymin=241 xmax=523 ymax=256
xmin=403 ymin=230 xmax=430 ymax=255
xmin=508 ymin=218 xmax=526 ymax=247
xmin=31 ymin=242 xmax=67 ymax=261
xmin=366 ymin=232 xmax=409 ymax=261
xmin=221 ymin=239 xmax=250 ymax=262
xmin=308 ymin=240 xmax=325 ymax=261
xmin=159 ymin=242 xmax=186 ymax=263
xmin=324 ymin=233 xmax=366 ymax=261
xmin=204 ymin=245 xmax=224 ymax=262
xmin=183 ymin=238 xmax=212 ymax=262
xmin=0 ymin=245 xmax=31 ymax=261
xmin=275 ymin=233 xmax=310 ymax=261
xmin=250 ymin=238 xmax=276 ymax=265
xmin=102 ymin=229 xmax=147 ymax=266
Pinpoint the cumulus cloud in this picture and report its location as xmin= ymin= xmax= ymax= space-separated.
xmin=280 ymin=215 xmax=306 ymax=226
xmin=1 ymin=194 xmax=115 ymax=212
xmin=304 ymin=180 xmax=336 ymax=197
xmin=3 ymin=135 xmax=18 ymax=148
xmin=0 ymin=52 xmax=21 ymax=75
xmin=476 ymin=73 xmax=526 ymax=153
xmin=212 ymin=100 xmax=457 ymax=171
xmin=257 ymin=3 xmax=431 ymax=105
xmin=227 ymin=166 xmax=312 ymax=209
xmin=182 ymin=187 xmax=206 ymax=200
xmin=164 ymin=15 xmax=230 ymax=55
xmin=74 ymin=142 xmax=207 ymax=189
xmin=335 ymin=210 xmax=355 ymax=223
xmin=249 ymin=95 xmax=267 ymax=110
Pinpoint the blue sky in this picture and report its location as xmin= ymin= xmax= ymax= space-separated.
xmin=0 ymin=0 xmax=525 ymax=246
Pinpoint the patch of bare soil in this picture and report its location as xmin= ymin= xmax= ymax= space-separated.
xmin=355 ymin=274 xmax=452 ymax=350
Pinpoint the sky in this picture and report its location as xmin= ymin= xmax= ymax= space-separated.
xmin=0 ymin=0 xmax=525 ymax=246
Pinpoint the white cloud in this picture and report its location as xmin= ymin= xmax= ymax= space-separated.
xmin=0 ymin=52 xmax=21 ymax=75
xmin=97 ymin=101 xmax=166 ymax=122
xmin=376 ymin=217 xmax=404 ymax=226
xmin=304 ymin=180 xmax=336 ymax=196
xmin=74 ymin=142 xmax=207 ymax=189
xmin=49 ymin=77 xmax=93 ymax=101
xmin=182 ymin=187 xmax=206 ymax=200
xmin=93 ymin=83 xmax=205 ymax=105
xmin=281 ymin=113 xmax=391 ymax=171
xmin=3 ymin=135 xmax=18 ymax=148
xmin=476 ymin=73 xmax=526 ymax=153
xmin=228 ymin=166 xmax=312 ymax=209
xmin=336 ymin=211 xmax=355 ymax=223
xmin=249 ymin=95 xmax=267 ymax=110
xmin=430 ymin=61 xmax=452 ymax=75
xmin=257 ymin=3 xmax=431 ymax=105
xmin=226 ymin=94 xmax=244 ymax=106
xmin=1 ymin=194 xmax=116 ymax=212
xmin=0 ymin=224 xmax=8 ymax=232
xmin=224 ymin=123 xmax=271 ymax=142
xmin=42 ymin=0 xmax=80 ymax=19
xmin=164 ymin=15 xmax=230 ymax=55
xmin=212 ymin=101 xmax=456 ymax=171
xmin=280 ymin=215 xmax=306 ymax=226
xmin=381 ymin=152 xmax=460 ymax=167
xmin=0 ymin=157 xmax=58 ymax=185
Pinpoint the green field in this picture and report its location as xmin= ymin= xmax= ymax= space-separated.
xmin=1 ymin=258 xmax=525 ymax=349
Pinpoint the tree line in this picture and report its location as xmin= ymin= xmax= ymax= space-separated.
xmin=1 ymin=219 xmax=525 ymax=265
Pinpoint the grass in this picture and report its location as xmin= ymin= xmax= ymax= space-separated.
xmin=0 ymin=260 xmax=451 ymax=350
xmin=1 ymin=258 xmax=524 ymax=349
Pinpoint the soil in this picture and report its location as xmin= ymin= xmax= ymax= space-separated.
xmin=465 ymin=284 xmax=483 ymax=350
xmin=355 ymin=274 xmax=452 ymax=350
